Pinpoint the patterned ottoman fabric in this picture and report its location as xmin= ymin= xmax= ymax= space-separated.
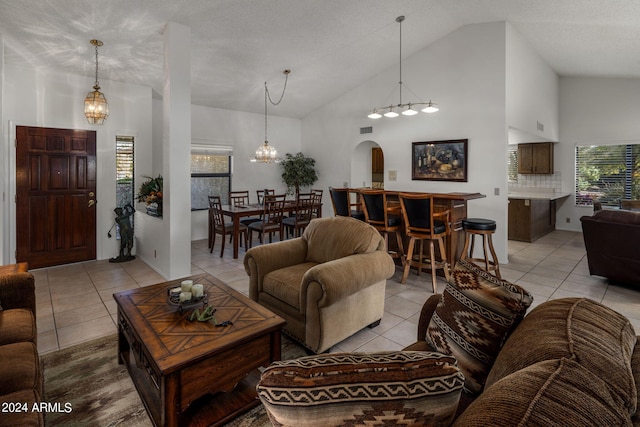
xmin=257 ymin=351 xmax=465 ymax=427
xmin=426 ymin=259 xmax=533 ymax=395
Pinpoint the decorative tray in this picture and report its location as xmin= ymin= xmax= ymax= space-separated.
xmin=167 ymin=287 xmax=208 ymax=313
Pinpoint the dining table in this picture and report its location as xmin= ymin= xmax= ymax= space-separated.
xmin=218 ymin=201 xmax=322 ymax=259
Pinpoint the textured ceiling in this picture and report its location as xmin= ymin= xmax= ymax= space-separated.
xmin=1 ymin=0 xmax=640 ymax=118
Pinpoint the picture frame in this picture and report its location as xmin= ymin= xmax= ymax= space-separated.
xmin=411 ymin=139 xmax=468 ymax=182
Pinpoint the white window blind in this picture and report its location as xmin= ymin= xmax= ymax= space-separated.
xmin=575 ymin=143 xmax=639 ymax=207
xmin=507 ymin=145 xmax=518 ymax=182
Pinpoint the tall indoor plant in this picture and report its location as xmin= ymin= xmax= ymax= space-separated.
xmin=280 ymin=152 xmax=318 ymax=195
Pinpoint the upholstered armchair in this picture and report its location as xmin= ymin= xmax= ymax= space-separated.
xmin=244 ymin=216 xmax=395 ymax=353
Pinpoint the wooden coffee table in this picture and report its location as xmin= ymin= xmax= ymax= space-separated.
xmin=113 ymin=274 xmax=286 ymax=427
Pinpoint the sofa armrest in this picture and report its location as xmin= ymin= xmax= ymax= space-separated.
xmin=0 ymin=272 xmax=36 ymax=315
xmin=244 ymin=238 xmax=308 ymax=300
xmin=417 ymin=294 xmax=442 ymax=341
xmin=300 ymin=250 xmax=395 ymax=310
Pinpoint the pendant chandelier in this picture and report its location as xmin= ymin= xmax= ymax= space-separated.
xmin=252 ymin=69 xmax=291 ymax=163
xmin=84 ymin=39 xmax=109 ymax=125
xmin=367 ymin=16 xmax=439 ymax=119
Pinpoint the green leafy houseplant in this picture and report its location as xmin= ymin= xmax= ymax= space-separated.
xmin=280 ymin=153 xmax=318 ymax=195
xmin=136 ymin=175 xmax=163 ymax=217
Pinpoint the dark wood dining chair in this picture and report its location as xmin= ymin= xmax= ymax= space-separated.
xmin=398 ymin=192 xmax=451 ymax=293
xmin=256 ymin=189 xmax=276 ymax=205
xmin=329 ymin=187 xmax=365 ymax=221
xmin=209 ymin=195 xmax=248 ymax=257
xmin=248 ymin=194 xmax=286 ymax=247
xmin=360 ymin=189 xmax=404 ymax=261
xmin=311 ymin=188 xmax=324 ymax=218
xmin=283 ymin=192 xmax=318 ymax=238
xmin=230 ymin=190 xmax=260 ymax=227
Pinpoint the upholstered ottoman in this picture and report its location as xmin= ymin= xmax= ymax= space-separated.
xmin=257 ymin=351 xmax=464 ymax=427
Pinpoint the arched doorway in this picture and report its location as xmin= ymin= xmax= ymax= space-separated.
xmin=351 ymin=140 xmax=384 ymax=189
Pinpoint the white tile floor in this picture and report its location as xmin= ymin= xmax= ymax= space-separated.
xmin=34 ymin=229 xmax=640 ymax=355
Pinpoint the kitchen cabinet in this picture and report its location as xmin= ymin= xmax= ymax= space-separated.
xmin=517 ymin=142 xmax=554 ymax=174
xmin=508 ymin=198 xmax=555 ymax=242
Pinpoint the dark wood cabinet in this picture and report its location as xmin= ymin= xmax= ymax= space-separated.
xmin=508 ymin=198 xmax=555 ymax=242
xmin=372 ymin=147 xmax=384 ymax=174
xmin=517 ymin=142 xmax=554 ymax=174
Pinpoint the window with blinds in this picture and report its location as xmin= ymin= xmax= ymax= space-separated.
xmin=575 ymin=143 xmax=640 ymax=207
xmin=116 ymin=136 xmax=135 ymax=209
xmin=191 ymin=146 xmax=232 ymax=210
xmin=507 ymin=145 xmax=518 ymax=182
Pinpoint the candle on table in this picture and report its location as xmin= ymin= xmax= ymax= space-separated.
xmin=192 ymin=284 xmax=204 ymax=298
xmin=181 ymin=280 xmax=193 ymax=292
xmin=179 ymin=291 xmax=192 ymax=303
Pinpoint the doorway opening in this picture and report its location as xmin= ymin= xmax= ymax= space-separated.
xmin=351 ymin=140 xmax=384 ymax=189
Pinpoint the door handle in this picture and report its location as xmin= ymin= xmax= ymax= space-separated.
xmin=88 ymin=200 xmax=95 ymax=207
xmin=89 ymin=192 xmax=95 ymax=197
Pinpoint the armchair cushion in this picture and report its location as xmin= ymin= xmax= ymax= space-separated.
xmin=257 ymin=351 xmax=464 ymax=427
xmin=304 ymin=216 xmax=382 ymax=264
xmin=426 ymin=259 xmax=533 ymax=395
xmin=263 ymin=262 xmax=318 ymax=310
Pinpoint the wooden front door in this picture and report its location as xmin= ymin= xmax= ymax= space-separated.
xmin=16 ymin=126 xmax=97 ymax=269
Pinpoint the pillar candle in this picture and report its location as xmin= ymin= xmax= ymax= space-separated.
xmin=192 ymin=284 xmax=204 ymax=298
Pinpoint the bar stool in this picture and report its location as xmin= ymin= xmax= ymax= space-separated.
xmin=460 ymin=218 xmax=501 ymax=278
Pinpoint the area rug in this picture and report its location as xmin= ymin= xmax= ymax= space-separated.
xmin=41 ymin=333 xmax=308 ymax=426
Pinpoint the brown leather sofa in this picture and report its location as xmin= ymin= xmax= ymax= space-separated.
xmin=0 ymin=265 xmax=43 ymax=427
xmin=580 ymin=209 xmax=640 ymax=285
xmin=244 ymin=216 xmax=395 ymax=354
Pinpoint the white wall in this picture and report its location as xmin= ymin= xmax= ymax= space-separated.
xmin=505 ymin=23 xmax=559 ymax=143
xmin=558 ymin=76 xmax=640 ymax=230
xmin=302 ymin=22 xmax=511 ymax=261
xmin=1 ymin=63 xmax=153 ymax=266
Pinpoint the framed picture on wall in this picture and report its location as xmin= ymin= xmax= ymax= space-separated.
xmin=412 ymin=139 xmax=468 ymax=182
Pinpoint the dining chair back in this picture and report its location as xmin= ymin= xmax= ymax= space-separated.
xmin=360 ymin=189 xmax=404 ymax=260
xmin=398 ymin=193 xmax=451 ymax=292
xmin=256 ymin=189 xmax=276 ymax=205
xmin=229 ymin=190 xmax=250 ymax=206
xmin=248 ymin=194 xmax=286 ymax=246
xmin=208 ymin=195 xmax=248 ymax=257
xmin=283 ymin=192 xmax=317 ymax=238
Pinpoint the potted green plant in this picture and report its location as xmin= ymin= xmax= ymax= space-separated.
xmin=280 ymin=153 xmax=318 ymax=195
xmin=137 ymin=175 xmax=163 ymax=216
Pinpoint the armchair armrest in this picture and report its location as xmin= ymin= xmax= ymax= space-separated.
xmin=300 ymin=250 xmax=395 ymax=310
xmin=0 ymin=272 xmax=36 ymax=315
xmin=244 ymin=238 xmax=308 ymax=300
xmin=417 ymin=294 xmax=442 ymax=341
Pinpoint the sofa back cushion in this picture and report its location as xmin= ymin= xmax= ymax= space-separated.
xmin=303 ymin=216 xmax=382 ymax=264
xmin=453 ymin=358 xmax=633 ymax=427
xmin=426 ymin=259 xmax=533 ymax=395
xmin=257 ymin=351 xmax=464 ymax=427
xmin=486 ymin=297 xmax=638 ymax=416
xmin=591 ymin=208 xmax=640 ymax=225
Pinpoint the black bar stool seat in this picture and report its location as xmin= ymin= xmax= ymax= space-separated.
xmin=460 ymin=218 xmax=501 ymax=278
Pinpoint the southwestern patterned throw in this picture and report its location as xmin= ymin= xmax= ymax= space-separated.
xmin=426 ymin=259 xmax=533 ymax=395
xmin=257 ymin=351 xmax=464 ymax=427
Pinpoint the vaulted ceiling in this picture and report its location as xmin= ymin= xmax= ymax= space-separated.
xmin=1 ymin=0 xmax=640 ymax=118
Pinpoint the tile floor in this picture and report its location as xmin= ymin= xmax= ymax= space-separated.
xmin=34 ymin=229 xmax=640 ymax=355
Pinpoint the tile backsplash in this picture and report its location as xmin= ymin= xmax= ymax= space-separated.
xmin=509 ymin=172 xmax=562 ymax=193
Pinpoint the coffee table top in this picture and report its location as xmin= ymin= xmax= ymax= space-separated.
xmin=113 ymin=274 xmax=285 ymax=374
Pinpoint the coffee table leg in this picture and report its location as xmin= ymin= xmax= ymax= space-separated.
xmin=165 ymin=374 xmax=180 ymax=427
